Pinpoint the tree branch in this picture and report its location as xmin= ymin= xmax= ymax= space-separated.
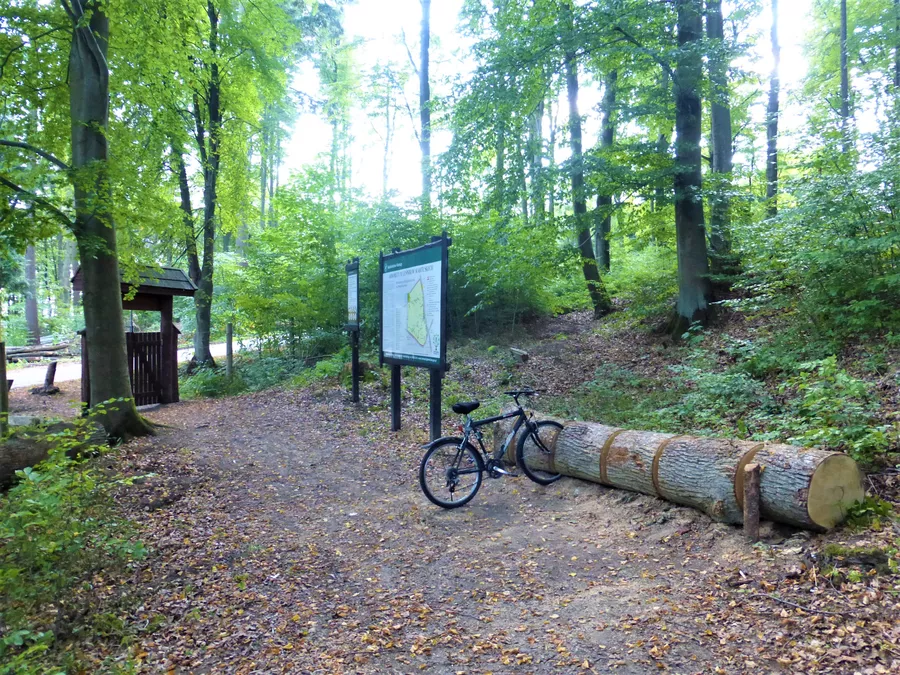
xmin=0 ymin=140 xmax=70 ymax=171
xmin=0 ymin=175 xmax=74 ymax=228
xmin=613 ymin=26 xmax=676 ymax=81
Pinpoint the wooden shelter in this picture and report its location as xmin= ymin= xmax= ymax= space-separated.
xmin=72 ymin=266 xmax=197 ymax=406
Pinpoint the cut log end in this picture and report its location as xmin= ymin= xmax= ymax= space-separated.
xmin=808 ymin=454 xmax=865 ymax=529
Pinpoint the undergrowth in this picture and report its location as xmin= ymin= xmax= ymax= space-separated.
xmin=547 ymin=322 xmax=899 ymax=465
xmin=0 ymin=414 xmax=146 ymax=673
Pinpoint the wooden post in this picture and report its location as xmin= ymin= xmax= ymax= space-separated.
xmin=743 ymin=463 xmax=761 ymax=542
xmin=226 ymin=322 xmax=234 ymax=380
xmin=350 ymin=329 xmax=359 ymax=403
xmin=0 ymin=342 xmax=8 ymax=436
xmin=391 ymin=365 xmax=401 ymax=431
xmin=78 ymin=329 xmax=90 ymax=407
xmin=159 ymin=296 xmax=175 ymax=404
xmin=429 ymin=368 xmax=441 ymax=441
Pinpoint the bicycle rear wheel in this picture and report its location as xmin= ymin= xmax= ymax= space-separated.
xmin=419 ymin=439 xmax=484 ymax=508
xmin=516 ymin=420 xmax=563 ymax=485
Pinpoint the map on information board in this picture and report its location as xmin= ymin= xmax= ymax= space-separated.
xmin=381 ymin=241 xmax=444 ymax=368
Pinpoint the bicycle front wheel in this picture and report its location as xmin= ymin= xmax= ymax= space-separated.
xmin=516 ymin=420 xmax=563 ymax=485
xmin=419 ymin=439 xmax=485 ymax=508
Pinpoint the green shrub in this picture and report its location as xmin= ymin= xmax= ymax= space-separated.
xmin=0 ymin=419 xmax=146 ymax=672
xmin=771 ymin=357 xmax=895 ymax=462
xmin=181 ymin=364 xmax=247 ymax=399
xmin=291 ymin=351 xmax=348 ymax=388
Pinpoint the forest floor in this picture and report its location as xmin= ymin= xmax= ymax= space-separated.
xmin=6 ymin=312 xmax=900 ymax=674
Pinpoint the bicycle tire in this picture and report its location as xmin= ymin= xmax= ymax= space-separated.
xmin=419 ymin=438 xmax=485 ymax=508
xmin=516 ymin=420 xmax=563 ymax=485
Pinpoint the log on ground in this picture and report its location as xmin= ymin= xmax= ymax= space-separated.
xmin=494 ymin=416 xmax=864 ymax=530
xmin=0 ymin=421 xmax=107 ymax=489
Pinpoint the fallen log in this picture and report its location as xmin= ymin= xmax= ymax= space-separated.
xmin=0 ymin=421 xmax=106 ymax=489
xmin=6 ymin=343 xmax=69 ymax=355
xmin=495 ymin=416 xmax=864 ymax=531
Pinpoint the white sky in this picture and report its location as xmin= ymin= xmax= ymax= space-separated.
xmin=282 ymin=0 xmax=815 ymax=204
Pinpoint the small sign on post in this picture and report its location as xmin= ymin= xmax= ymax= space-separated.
xmin=346 ymin=258 xmax=360 ymax=403
xmin=379 ymin=232 xmax=451 ymax=440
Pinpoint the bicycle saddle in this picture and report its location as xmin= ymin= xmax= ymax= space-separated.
xmin=452 ymin=400 xmax=480 ymax=415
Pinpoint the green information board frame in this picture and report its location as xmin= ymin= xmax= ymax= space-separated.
xmin=379 ymin=233 xmax=451 ymax=439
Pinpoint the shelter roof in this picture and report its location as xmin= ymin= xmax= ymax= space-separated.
xmin=71 ymin=265 xmax=197 ymax=297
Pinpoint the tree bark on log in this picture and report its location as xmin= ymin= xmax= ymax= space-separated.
xmin=0 ymin=421 xmax=106 ymax=489
xmin=494 ymin=417 xmax=863 ymax=531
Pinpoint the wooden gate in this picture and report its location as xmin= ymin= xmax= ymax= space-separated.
xmin=126 ymin=332 xmax=163 ymax=406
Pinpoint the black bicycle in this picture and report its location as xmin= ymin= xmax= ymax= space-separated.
xmin=418 ymin=388 xmax=563 ymax=508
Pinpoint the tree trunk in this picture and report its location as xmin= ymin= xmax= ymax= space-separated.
xmin=172 ymin=144 xmax=201 ymax=286
xmin=895 ymin=0 xmax=900 ymax=90
xmin=766 ymin=0 xmax=780 ymax=217
xmin=548 ymin=97 xmax=557 ymax=220
xmin=672 ymin=0 xmax=712 ymax=332
xmin=495 ymin=417 xmax=864 ymax=531
xmin=192 ymin=1 xmax=221 ymax=368
xmin=840 ymin=0 xmax=851 ymax=154
xmin=706 ymin=0 xmax=736 ymax=278
xmin=528 ymin=100 xmax=545 ymax=224
xmin=420 ymin=0 xmax=432 ymax=211
xmin=655 ymin=67 xmax=672 ymax=212
xmin=260 ymin=113 xmax=268 ymax=231
xmin=595 ymin=70 xmax=617 ymax=273
xmin=56 ymin=234 xmax=72 ymax=310
xmin=563 ymin=3 xmax=611 ymax=317
xmin=63 ymin=238 xmax=77 ymax=309
xmin=65 ymin=1 xmax=152 ymax=439
xmin=24 ymin=245 xmax=40 ymax=346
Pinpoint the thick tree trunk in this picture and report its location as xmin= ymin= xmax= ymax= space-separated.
xmin=192 ymin=1 xmax=221 ymax=368
xmin=24 ymin=245 xmax=40 ymax=345
xmin=563 ymin=4 xmax=611 ymax=318
xmin=420 ymin=0 xmax=432 ymax=210
xmin=495 ymin=417 xmax=864 ymax=530
xmin=595 ymin=70 xmax=617 ymax=272
xmin=706 ymin=0 xmax=736 ymax=278
xmin=672 ymin=0 xmax=712 ymax=332
xmin=766 ymin=0 xmax=780 ymax=217
xmin=66 ymin=1 xmax=152 ymax=439
xmin=840 ymin=0 xmax=851 ymax=154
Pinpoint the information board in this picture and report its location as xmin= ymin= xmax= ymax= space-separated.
xmin=346 ymin=259 xmax=359 ymax=329
xmin=379 ymin=236 xmax=448 ymax=370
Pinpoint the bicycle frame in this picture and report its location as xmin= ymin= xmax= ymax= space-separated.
xmin=461 ymin=405 xmax=531 ymax=464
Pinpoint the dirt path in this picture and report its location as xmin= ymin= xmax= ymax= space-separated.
xmin=104 ymin=376 xmax=897 ymax=675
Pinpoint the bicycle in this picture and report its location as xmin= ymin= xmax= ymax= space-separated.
xmin=418 ymin=388 xmax=563 ymax=508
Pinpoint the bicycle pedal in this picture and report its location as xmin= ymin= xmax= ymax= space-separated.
xmin=492 ymin=466 xmax=519 ymax=477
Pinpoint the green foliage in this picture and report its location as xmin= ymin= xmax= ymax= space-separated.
xmin=291 ymin=351 xmax=348 ymax=389
xmin=181 ymin=364 xmax=247 ymax=399
xmin=770 ymin=358 xmax=894 ymax=462
xmin=605 ymin=244 xmax=678 ymax=320
xmin=0 ymin=419 xmax=146 ymax=672
xmin=844 ymin=497 xmax=896 ymax=530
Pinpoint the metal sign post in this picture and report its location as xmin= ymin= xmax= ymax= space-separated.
xmin=379 ymin=233 xmax=451 ymax=440
xmin=345 ymin=257 xmax=360 ymax=403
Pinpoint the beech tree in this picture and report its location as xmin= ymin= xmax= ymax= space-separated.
xmin=672 ymin=0 xmax=712 ymax=330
